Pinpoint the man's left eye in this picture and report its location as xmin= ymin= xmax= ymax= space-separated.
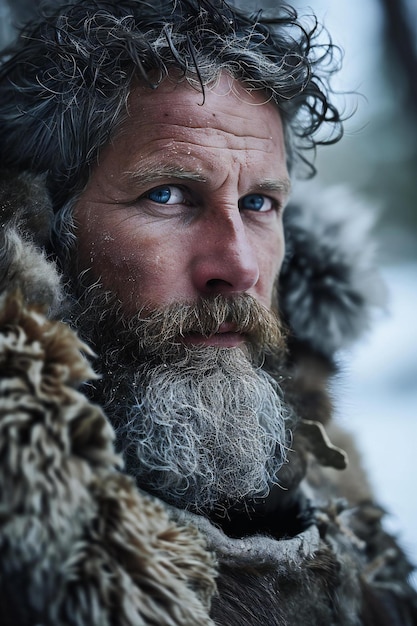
xmin=146 ymin=185 xmax=185 ymax=204
xmin=239 ymin=194 xmax=274 ymax=212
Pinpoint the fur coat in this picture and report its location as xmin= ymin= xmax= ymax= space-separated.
xmin=1 ymin=170 xmax=416 ymax=625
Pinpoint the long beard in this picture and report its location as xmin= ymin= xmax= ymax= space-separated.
xmin=71 ymin=289 xmax=292 ymax=513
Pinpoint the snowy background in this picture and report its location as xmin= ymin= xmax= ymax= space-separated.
xmin=336 ymin=264 xmax=417 ymax=588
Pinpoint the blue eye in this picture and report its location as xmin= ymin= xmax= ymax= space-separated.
xmin=146 ymin=186 xmax=185 ymax=204
xmin=148 ymin=187 xmax=171 ymax=203
xmin=239 ymin=194 xmax=273 ymax=212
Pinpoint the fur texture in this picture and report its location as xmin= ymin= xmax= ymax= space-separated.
xmin=173 ymin=496 xmax=417 ymax=625
xmin=0 ymin=290 xmax=217 ymax=626
xmin=280 ymin=182 xmax=387 ymax=357
xmin=0 ymin=172 xmax=217 ymax=624
xmin=0 ymin=169 xmax=63 ymax=314
xmin=277 ymin=181 xmax=387 ymax=436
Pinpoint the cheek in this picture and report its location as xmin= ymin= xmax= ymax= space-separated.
xmin=75 ymin=203 xmax=193 ymax=313
xmin=105 ymin=243 xmax=165 ymax=302
xmin=253 ymin=227 xmax=285 ymax=306
xmin=77 ymin=222 xmax=150 ymax=298
xmin=88 ymin=233 xmax=190 ymax=314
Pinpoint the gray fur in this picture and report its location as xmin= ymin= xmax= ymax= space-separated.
xmin=0 ymin=169 xmax=52 ymax=245
xmin=280 ymin=183 xmax=387 ymax=357
xmin=0 ymin=228 xmax=63 ymax=313
xmin=0 ymin=170 xmax=63 ymax=315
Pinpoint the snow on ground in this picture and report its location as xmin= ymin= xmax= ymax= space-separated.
xmin=333 ymin=263 xmax=417 ymax=587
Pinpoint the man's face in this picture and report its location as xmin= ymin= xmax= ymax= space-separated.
xmin=74 ymin=73 xmax=290 ymax=341
xmin=71 ymin=74 xmax=292 ymax=512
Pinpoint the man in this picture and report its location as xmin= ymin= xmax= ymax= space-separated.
xmin=0 ymin=1 xmax=416 ymax=624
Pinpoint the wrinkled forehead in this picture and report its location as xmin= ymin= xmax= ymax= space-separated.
xmin=115 ymin=72 xmax=285 ymax=146
xmin=89 ymin=72 xmax=290 ymax=196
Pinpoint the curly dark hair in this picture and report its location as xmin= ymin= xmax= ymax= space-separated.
xmin=0 ymin=0 xmax=342 ymax=210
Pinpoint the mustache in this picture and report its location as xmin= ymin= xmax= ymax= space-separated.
xmin=126 ymin=294 xmax=286 ymax=357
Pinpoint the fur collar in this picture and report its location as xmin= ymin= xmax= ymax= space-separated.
xmin=280 ymin=181 xmax=386 ymax=358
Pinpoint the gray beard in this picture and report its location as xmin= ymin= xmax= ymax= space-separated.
xmin=70 ymin=289 xmax=292 ymax=513
xmin=119 ymin=346 xmax=291 ymax=513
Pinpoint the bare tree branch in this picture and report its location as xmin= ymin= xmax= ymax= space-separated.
xmin=378 ymin=0 xmax=417 ymax=118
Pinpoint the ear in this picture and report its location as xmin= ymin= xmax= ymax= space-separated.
xmin=279 ymin=182 xmax=386 ymax=358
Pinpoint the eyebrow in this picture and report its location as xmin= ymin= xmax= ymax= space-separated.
xmin=122 ymin=166 xmax=291 ymax=197
xmin=258 ymin=178 xmax=292 ymax=197
xmin=122 ymin=166 xmax=207 ymax=187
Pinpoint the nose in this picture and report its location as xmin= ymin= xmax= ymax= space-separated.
xmin=191 ymin=210 xmax=260 ymax=296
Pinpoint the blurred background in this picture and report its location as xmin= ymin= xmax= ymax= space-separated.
xmin=1 ymin=0 xmax=416 ymax=582
xmin=280 ymin=0 xmax=417 ymax=586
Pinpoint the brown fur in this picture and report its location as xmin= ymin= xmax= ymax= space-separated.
xmin=281 ymin=339 xmax=336 ymax=426
xmin=208 ymin=498 xmax=417 ymax=625
xmin=0 ymin=292 xmax=216 ymax=625
xmin=210 ymin=542 xmax=360 ymax=626
xmin=305 ymin=422 xmax=375 ymax=504
xmin=0 ymin=170 xmax=63 ymax=313
xmin=0 ymin=169 xmax=52 ymax=246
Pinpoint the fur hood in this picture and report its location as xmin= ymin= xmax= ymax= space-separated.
xmin=1 ymin=170 xmax=416 ymax=625
xmin=280 ymin=182 xmax=386 ymax=358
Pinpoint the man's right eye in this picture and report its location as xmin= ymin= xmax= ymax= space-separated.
xmin=146 ymin=185 xmax=185 ymax=204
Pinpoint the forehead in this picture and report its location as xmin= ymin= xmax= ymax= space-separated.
xmin=92 ymin=73 xmax=289 ymax=196
xmin=128 ymin=73 xmax=281 ymax=128
xmin=113 ymin=73 xmax=286 ymax=158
